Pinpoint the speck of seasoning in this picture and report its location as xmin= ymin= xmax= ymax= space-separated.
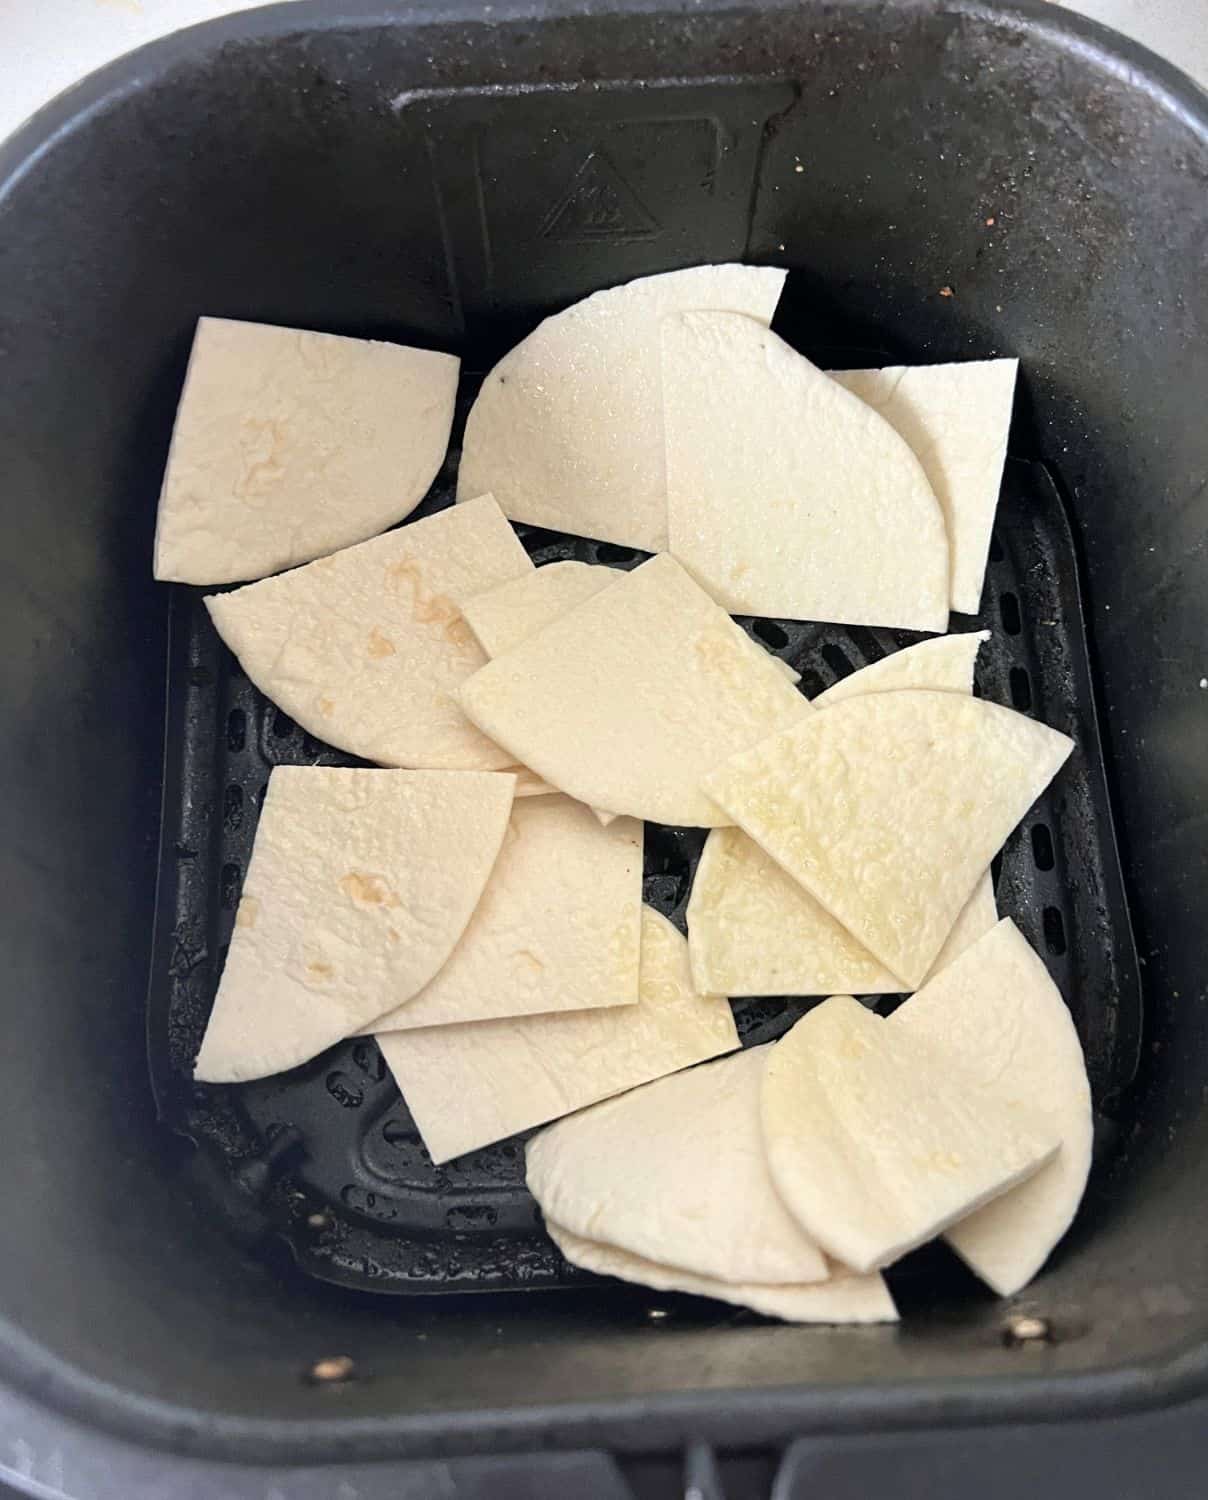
xmin=939 ymin=286 xmax=954 ymax=298
xmin=306 ymin=1212 xmax=331 ymax=1230
xmin=794 ymin=163 xmax=805 ymax=174
xmin=1199 ymin=678 xmax=1207 ymax=689
xmin=307 ymin=1355 xmax=355 ymax=1384
xmin=996 ymin=304 xmax=1004 ymax=312
xmin=985 ymin=215 xmax=996 ymax=226
xmin=647 ymin=1306 xmax=669 ymax=1321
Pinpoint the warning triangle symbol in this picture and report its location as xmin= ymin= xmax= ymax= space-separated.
xmin=540 ymin=152 xmax=659 ymax=242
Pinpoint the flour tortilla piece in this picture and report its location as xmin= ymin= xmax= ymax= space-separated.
xmin=372 ymin=795 xmax=642 ymax=1031
xmin=205 ymin=496 xmax=532 ymax=770
xmin=458 ymin=265 xmax=786 ymax=551
xmin=894 ymin=919 xmax=1092 ymax=1295
xmin=526 ymin=1045 xmax=827 ymax=1285
xmin=463 ymin=561 xmax=623 ymax=657
xmin=377 ymin=907 xmax=737 ymax=1163
xmin=459 ymin=553 xmax=811 ymax=826
xmin=689 ymin=635 xmax=994 ymax=995
xmin=501 ymin=766 xmax=559 ymax=798
xmin=704 ymin=690 xmax=1072 ymax=986
xmin=761 ymin=996 xmax=1060 ymax=1273
xmin=153 ymin=317 xmax=459 ymax=584
xmin=546 ymin=1223 xmax=897 ymax=1325
xmin=662 ymin=312 xmax=948 ymax=627
xmin=688 ymin=822 xmax=996 ymax=996
xmin=832 ymin=360 xmax=1017 ymax=614
xmin=814 ymin=631 xmax=988 ymax=706
xmin=193 ymin=768 xmax=513 ymax=1083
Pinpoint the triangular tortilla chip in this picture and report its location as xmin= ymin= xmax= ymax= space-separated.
xmin=527 ymin=1045 xmax=827 ymax=1285
xmin=463 ymin=561 xmax=623 ymax=657
xmin=206 ymin=496 xmax=532 ymax=770
xmin=814 ymin=630 xmax=987 ymax=706
xmin=377 ymin=907 xmax=737 ymax=1163
xmin=832 ymin=360 xmax=1017 ymax=614
xmin=193 ymin=768 xmax=514 ymax=1083
xmin=688 ymin=634 xmax=994 ymax=995
xmin=546 ymin=1222 xmax=897 ymax=1325
xmin=704 ymin=689 xmax=1072 ymax=986
xmin=761 ymin=996 xmax=1060 ymax=1272
xmin=662 ymin=311 xmax=948 ymax=627
xmin=459 ymin=553 xmax=810 ymax=826
xmin=689 ymin=827 xmax=996 ymax=996
xmin=894 ymin=919 xmax=1093 ymax=1295
xmin=372 ymin=795 xmax=642 ymax=1031
xmin=154 ymin=317 xmax=459 ymax=584
xmin=458 ymin=265 xmax=786 ymax=551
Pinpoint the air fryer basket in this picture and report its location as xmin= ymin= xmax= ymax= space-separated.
xmin=0 ymin=0 xmax=1206 ymax=1490
xmin=150 ymin=388 xmax=1140 ymax=1297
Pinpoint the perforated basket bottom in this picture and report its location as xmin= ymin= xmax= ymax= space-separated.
xmin=148 ymin=454 xmax=1139 ymax=1296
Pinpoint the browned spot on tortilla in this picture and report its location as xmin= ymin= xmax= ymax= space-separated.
xmin=235 ymin=896 xmax=260 ymax=929
xmin=317 ymin=695 xmax=335 ymax=718
xmin=386 ymin=928 xmax=400 ymax=944
xmin=388 ymin=557 xmax=465 ymax=633
xmin=367 ymin=627 xmax=396 ymax=658
xmin=307 ymin=958 xmax=335 ymax=980
xmin=443 ymin=614 xmax=475 ymax=650
xmin=512 ymin=949 xmax=545 ymax=974
xmin=339 ymin=871 xmax=400 ymax=907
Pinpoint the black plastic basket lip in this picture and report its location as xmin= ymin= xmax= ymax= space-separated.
xmin=146 ymin=432 xmax=1144 ymax=1300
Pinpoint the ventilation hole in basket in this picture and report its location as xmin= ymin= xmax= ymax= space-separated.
xmin=989 ymin=533 xmax=1005 ymax=564
xmin=351 ymin=1041 xmax=386 ymax=1082
xmin=1043 ymin=906 xmax=1067 ymax=956
xmin=753 ymin=618 xmax=789 ymax=650
xmin=220 ymin=862 xmax=241 ymax=909
xmin=446 ymin=1204 xmax=499 ymax=1231
xmin=1000 ymin=591 xmax=1022 ymax=635
xmin=1009 ymin=666 xmax=1033 ymax=711
xmin=226 ymin=708 xmax=246 ymax=752
xmin=1031 ymin=823 xmax=1055 ymax=872
xmin=301 ymin=734 xmax=325 ymax=759
xmin=258 ymin=782 xmax=270 ymax=806
xmin=798 ymin=669 xmax=826 ymax=698
xmin=822 ymin=643 xmax=854 ymax=681
xmin=382 ymin=1118 xmax=419 ymax=1147
xmin=273 ymin=708 xmax=296 ymax=739
xmin=595 ymin=543 xmax=638 ymax=564
xmin=223 ymin=785 xmax=243 ymax=833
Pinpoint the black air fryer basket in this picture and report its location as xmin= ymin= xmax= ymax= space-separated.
xmin=0 ymin=3 xmax=1205 ymax=1496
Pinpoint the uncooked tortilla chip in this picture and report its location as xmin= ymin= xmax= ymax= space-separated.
xmin=206 ymin=496 xmax=532 ymax=770
xmin=662 ymin=312 xmax=948 ymax=628
xmin=894 ymin=919 xmax=1092 ymax=1295
xmin=458 ymin=265 xmax=786 ymax=551
xmin=546 ymin=1222 xmax=897 ymax=1325
xmin=463 ymin=561 xmax=622 ymax=657
xmin=526 ymin=1045 xmax=827 ymax=1285
xmin=154 ymin=317 xmax=459 ymax=584
xmin=761 ymin=996 xmax=1060 ymax=1273
xmin=459 ymin=553 xmax=810 ymax=826
xmin=377 ymin=907 xmax=737 ymax=1163
xmin=193 ymin=767 xmax=514 ymax=1083
xmin=688 ymin=634 xmax=995 ymax=995
xmin=832 ymin=360 xmax=1017 ymax=614
xmin=372 ymin=795 xmax=642 ymax=1031
xmin=704 ymin=689 xmax=1072 ymax=986
xmin=688 ymin=826 xmax=996 ymax=996
xmin=814 ymin=630 xmax=988 ymax=706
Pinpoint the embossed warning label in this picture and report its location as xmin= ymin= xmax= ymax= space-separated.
xmin=540 ymin=151 xmax=659 ymax=242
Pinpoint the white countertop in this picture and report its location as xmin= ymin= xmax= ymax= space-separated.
xmin=0 ymin=0 xmax=1204 ymax=150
